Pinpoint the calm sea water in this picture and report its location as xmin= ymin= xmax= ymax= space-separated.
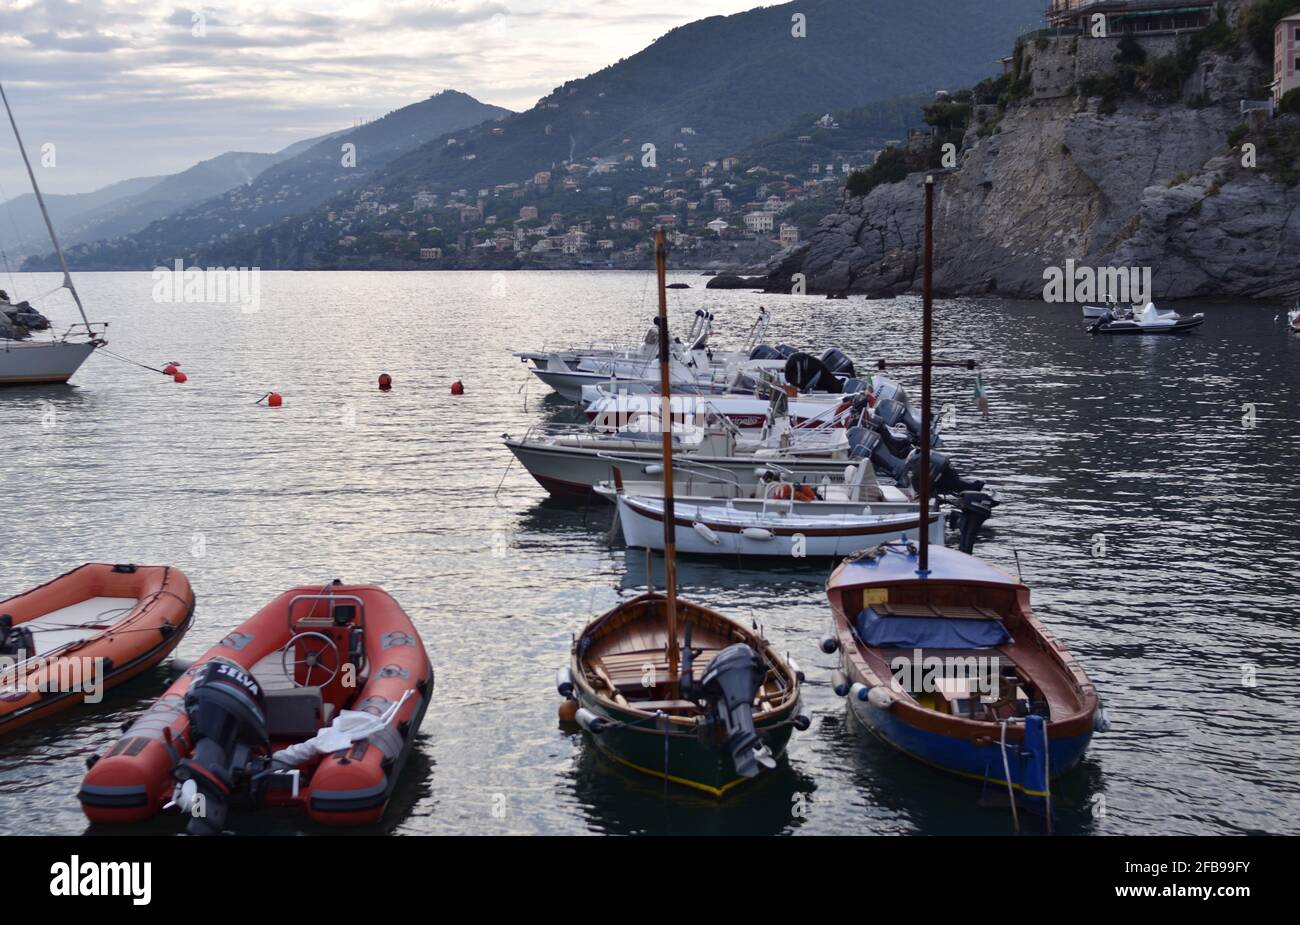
xmin=1 ymin=270 xmax=1297 ymax=836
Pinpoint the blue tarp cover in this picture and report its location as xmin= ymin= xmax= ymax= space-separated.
xmin=855 ymin=607 xmax=1011 ymax=649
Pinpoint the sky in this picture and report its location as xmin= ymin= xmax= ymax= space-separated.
xmin=0 ymin=0 xmax=759 ymax=198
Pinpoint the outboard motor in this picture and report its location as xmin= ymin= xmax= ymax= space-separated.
xmin=902 ymin=448 xmax=986 ymax=496
xmin=698 ymin=644 xmax=776 ymax=778
xmin=774 ymin=344 xmax=799 ymax=359
xmin=748 ymin=344 xmax=784 ymax=362
xmin=820 ymin=348 xmax=856 ymax=378
xmin=874 ymin=397 xmax=933 ymax=446
xmin=783 ymin=352 xmax=843 ymax=394
xmin=0 ymin=614 xmax=34 ymax=659
xmin=846 ymin=426 xmax=909 ymax=483
xmin=175 ymin=659 xmax=268 ymax=835
xmin=950 ymin=491 xmax=1000 ymax=554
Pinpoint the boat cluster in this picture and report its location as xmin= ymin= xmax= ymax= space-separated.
xmin=507 ymin=309 xmax=999 ymax=561
xmin=509 ymin=221 xmax=1108 ymax=813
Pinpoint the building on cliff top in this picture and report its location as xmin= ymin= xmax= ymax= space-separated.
xmin=1046 ymin=0 xmax=1217 ymax=34
xmin=1274 ymin=12 xmax=1300 ymax=103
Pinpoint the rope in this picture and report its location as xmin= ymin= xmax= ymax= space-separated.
xmin=999 ymin=719 xmax=1020 ymax=833
xmin=91 ymin=347 xmax=171 ymax=375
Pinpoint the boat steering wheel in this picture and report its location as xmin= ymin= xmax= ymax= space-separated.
xmin=280 ymin=632 xmax=341 ymax=688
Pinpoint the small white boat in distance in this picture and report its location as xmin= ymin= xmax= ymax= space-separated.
xmin=1089 ymin=301 xmax=1203 ymax=336
xmin=1288 ymin=307 xmax=1300 ymax=332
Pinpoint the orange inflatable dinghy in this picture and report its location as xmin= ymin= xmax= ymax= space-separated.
xmin=0 ymin=564 xmax=194 ymax=735
xmin=79 ymin=580 xmax=433 ymax=833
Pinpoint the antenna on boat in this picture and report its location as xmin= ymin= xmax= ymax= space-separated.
xmin=916 ymin=175 xmax=935 ymax=579
xmin=654 ymin=228 xmax=681 ymax=683
xmin=0 ymin=81 xmax=93 ymax=338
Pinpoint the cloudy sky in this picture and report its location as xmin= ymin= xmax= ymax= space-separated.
xmin=0 ymin=0 xmax=756 ymax=198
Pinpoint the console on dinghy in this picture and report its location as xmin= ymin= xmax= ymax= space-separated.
xmin=0 ymin=564 xmax=194 ymax=735
xmin=79 ymin=581 xmax=433 ymax=833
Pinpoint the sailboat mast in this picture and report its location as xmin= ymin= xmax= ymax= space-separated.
xmin=917 ymin=175 xmax=934 ymax=577
xmin=654 ymin=229 xmax=680 ymax=680
xmin=0 ymin=81 xmax=92 ymax=334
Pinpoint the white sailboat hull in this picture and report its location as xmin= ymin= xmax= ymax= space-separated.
xmin=0 ymin=339 xmax=96 ymax=385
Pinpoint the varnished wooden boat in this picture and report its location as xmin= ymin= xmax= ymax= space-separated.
xmin=566 ymin=592 xmax=802 ymax=796
xmin=558 ymin=228 xmax=805 ymax=796
xmin=823 ymin=176 xmax=1104 ymax=824
xmin=825 ymin=541 xmax=1100 ymax=804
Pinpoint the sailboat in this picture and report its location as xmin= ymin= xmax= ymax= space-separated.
xmin=0 ymin=81 xmax=105 ymax=385
xmin=823 ymin=177 xmax=1105 ymax=824
xmin=556 ymin=229 xmax=806 ymax=796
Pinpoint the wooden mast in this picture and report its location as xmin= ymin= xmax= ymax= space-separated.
xmin=654 ymin=229 xmax=681 ymax=680
xmin=917 ymin=175 xmax=934 ymax=578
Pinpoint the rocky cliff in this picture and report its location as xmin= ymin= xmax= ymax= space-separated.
xmin=762 ymin=13 xmax=1300 ymax=301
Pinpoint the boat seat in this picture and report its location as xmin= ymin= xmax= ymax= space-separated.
xmin=596 ymin=649 xmax=719 ymax=688
xmin=264 ymin=686 xmax=324 ymax=739
xmin=874 ymin=603 xmax=1002 ymax=621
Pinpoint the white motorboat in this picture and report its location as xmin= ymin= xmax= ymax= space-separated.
xmin=1081 ymin=303 xmax=1133 ymax=320
xmin=598 ymin=463 xmax=940 ymax=559
xmin=0 ymin=82 xmax=106 ymax=385
xmin=1089 ymin=301 xmax=1203 ymax=335
xmin=504 ymin=406 xmax=880 ymax=499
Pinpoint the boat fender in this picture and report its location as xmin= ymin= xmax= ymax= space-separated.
xmin=692 ymin=521 xmax=722 ymax=546
xmin=788 ymin=656 xmax=805 ymax=683
xmin=848 ymin=682 xmax=870 ymax=702
xmin=794 ymin=714 xmax=811 ymax=732
xmin=167 ymin=657 xmax=194 ymax=679
xmin=831 ymin=670 xmax=851 ymax=697
xmin=867 ymin=686 xmax=893 ymax=710
xmin=575 ymin=707 xmax=609 ymax=734
xmin=1093 ymin=702 xmax=1111 ymax=733
xmin=741 ymin=527 xmax=774 ymax=541
xmin=820 ymin=634 xmax=839 ymax=654
xmin=556 ymin=666 xmax=574 ymax=698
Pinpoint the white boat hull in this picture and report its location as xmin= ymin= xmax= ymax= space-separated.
xmin=0 ymin=339 xmax=96 ymax=385
xmin=504 ymin=437 xmax=855 ymax=497
xmin=615 ymin=494 xmax=943 ymax=558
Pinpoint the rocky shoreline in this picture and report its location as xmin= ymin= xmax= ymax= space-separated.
xmin=743 ymin=26 xmax=1300 ymax=302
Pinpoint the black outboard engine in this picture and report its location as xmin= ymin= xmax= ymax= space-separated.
xmin=775 ymin=344 xmax=799 ymax=359
xmin=748 ymin=344 xmax=784 ymax=362
xmin=847 ymin=426 xmax=909 ymax=483
xmin=698 ymin=644 xmax=775 ymax=778
xmin=820 ymin=348 xmax=856 ymax=378
xmin=902 ymin=448 xmax=986 ymax=496
xmin=0 ymin=614 xmax=34 ymax=659
xmin=949 ymin=491 xmax=1000 ymax=554
xmin=874 ymin=397 xmax=934 ymax=446
xmin=783 ymin=352 xmax=843 ymax=394
xmin=175 ymin=659 xmax=268 ymax=835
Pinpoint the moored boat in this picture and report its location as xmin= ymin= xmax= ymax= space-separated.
xmin=0 ymin=82 xmax=106 ymax=386
xmin=0 ymin=564 xmax=194 ymax=735
xmin=825 ymin=176 xmax=1104 ymax=824
xmin=558 ymin=228 xmax=806 ymax=796
xmin=78 ymin=580 xmax=433 ymax=833
xmin=1089 ymin=301 xmax=1203 ymax=335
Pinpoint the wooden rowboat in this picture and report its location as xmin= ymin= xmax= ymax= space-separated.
xmin=558 ymin=228 xmax=806 ymax=796
xmin=566 ymin=592 xmax=802 ymax=796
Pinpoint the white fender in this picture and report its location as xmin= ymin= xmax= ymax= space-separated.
xmin=741 ymin=527 xmax=774 ymax=541
xmin=868 ymin=686 xmax=894 ymax=710
xmin=692 ymin=521 xmax=722 ymax=545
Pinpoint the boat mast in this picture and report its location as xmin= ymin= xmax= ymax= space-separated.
xmin=654 ymin=228 xmax=680 ymax=681
xmin=0 ymin=81 xmax=93 ymax=335
xmin=917 ymin=175 xmax=934 ymax=578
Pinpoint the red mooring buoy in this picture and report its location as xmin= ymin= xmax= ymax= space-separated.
xmin=266 ymin=391 xmax=283 ymax=407
xmin=172 ymin=371 xmax=188 ymax=383
xmin=451 ymin=379 xmax=464 ymax=396
xmin=378 ymin=373 xmax=392 ymax=392
xmin=163 ymin=363 xmax=179 ymax=376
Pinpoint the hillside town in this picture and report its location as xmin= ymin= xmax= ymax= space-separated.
xmin=308 ymin=114 xmax=889 ymax=269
